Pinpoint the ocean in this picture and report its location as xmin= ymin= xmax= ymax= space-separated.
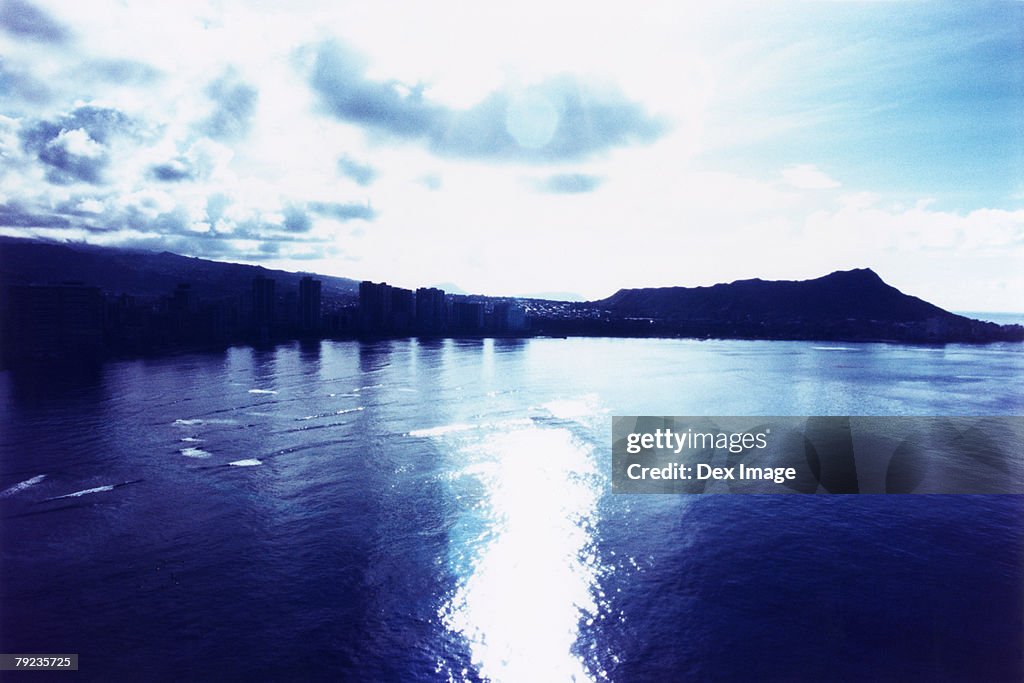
xmin=1 ymin=337 xmax=1022 ymax=681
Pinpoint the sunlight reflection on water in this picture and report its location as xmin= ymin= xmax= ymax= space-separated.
xmin=434 ymin=422 xmax=609 ymax=682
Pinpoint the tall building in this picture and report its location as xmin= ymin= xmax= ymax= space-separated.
xmin=359 ymin=280 xmax=392 ymax=333
xmin=390 ymin=286 xmax=415 ymax=334
xmin=298 ymin=276 xmax=322 ymax=334
xmin=415 ymin=287 xmax=447 ymax=334
xmin=252 ymin=274 xmax=275 ymax=340
xmin=449 ymin=297 xmax=485 ymax=333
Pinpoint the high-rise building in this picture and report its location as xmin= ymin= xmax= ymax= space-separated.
xmin=390 ymin=286 xmax=415 ymax=334
xmin=449 ymin=297 xmax=485 ymax=333
xmin=298 ymin=276 xmax=322 ymax=334
xmin=252 ymin=274 xmax=275 ymax=340
xmin=359 ymin=280 xmax=418 ymax=334
xmin=415 ymin=287 xmax=447 ymax=334
xmin=359 ymin=280 xmax=392 ymax=333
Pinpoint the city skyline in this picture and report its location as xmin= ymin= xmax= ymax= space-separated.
xmin=1 ymin=1 xmax=1022 ymax=310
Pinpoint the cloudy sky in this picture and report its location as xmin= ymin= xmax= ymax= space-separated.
xmin=1 ymin=0 xmax=1021 ymax=309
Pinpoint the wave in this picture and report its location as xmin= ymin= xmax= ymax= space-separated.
xmin=41 ymin=479 xmax=142 ymax=502
xmin=336 ymin=406 xmax=365 ymax=415
xmin=180 ymin=447 xmax=212 ymax=458
xmin=409 ymin=423 xmax=476 ymax=438
xmin=0 ymin=474 xmax=46 ymax=498
xmin=409 ymin=418 xmax=534 ymax=439
xmin=296 ymin=406 xmax=365 ymax=421
xmin=248 ymin=389 xmax=278 ymax=395
xmin=173 ymin=418 xmax=237 ymax=426
xmin=56 ymin=484 xmax=115 ymax=498
xmin=228 ymin=459 xmax=262 ymax=467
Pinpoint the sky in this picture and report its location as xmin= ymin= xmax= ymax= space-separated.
xmin=0 ymin=0 xmax=1021 ymax=310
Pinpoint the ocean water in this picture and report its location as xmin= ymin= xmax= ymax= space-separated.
xmin=957 ymin=311 xmax=1024 ymax=326
xmin=1 ymin=337 xmax=1022 ymax=682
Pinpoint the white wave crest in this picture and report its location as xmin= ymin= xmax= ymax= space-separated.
xmin=51 ymin=484 xmax=115 ymax=500
xmin=0 ymin=474 xmax=46 ymax=498
xmin=409 ymin=418 xmax=533 ymax=439
xmin=409 ymin=423 xmax=476 ymax=438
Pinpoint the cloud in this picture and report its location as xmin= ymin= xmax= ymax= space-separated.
xmin=310 ymin=41 xmax=440 ymax=137
xmin=308 ymin=201 xmax=376 ymax=222
xmin=148 ymin=160 xmax=193 ymax=182
xmin=0 ymin=201 xmax=71 ymax=228
xmin=436 ymin=77 xmax=665 ymax=161
xmin=106 ymin=233 xmax=301 ymax=262
xmin=77 ymin=58 xmax=162 ymax=85
xmin=282 ymin=204 xmax=312 ymax=232
xmin=781 ymin=164 xmax=841 ymax=190
xmin=337 ymin=155 xmax=377 ymax=186
xmin=22 ymin=105 xmax=135 ymax=147
xmin=205 ymin=193 xmax=231 ymax=224
xmin=19 ymin=105 xmax=136 ymax=184
xmin=23 ymin=127 xmax=107 ymax=184
xmin=0 ymin=190 xmax=346 ymax=261
xmin=200 ymin=71 xmax=259 ymax=141
xmin=535 ymin=173 xmax=603 ymax=194
xmin=307 ymin=40 xmax=666 ymax=162
xmin=0 ymin=60 xmax=50 ymax=103
xmin=418 ymin=174 xmax=442 ymax=191
xmin=0 ymin=0 xmax=70 ymax=43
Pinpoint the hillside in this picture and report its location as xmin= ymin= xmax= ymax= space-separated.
xmin=595 ymin=269 xmax=951 ymax=323
xmin=570 ymin=268 xmax=1021 ymax=343
xmin=0 ymin=237 xmax=359 ymax=304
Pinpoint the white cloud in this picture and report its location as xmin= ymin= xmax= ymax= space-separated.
xmin=50 ymin=128 xmax=104 ymax=158
xmin=781 ymin=164 xmax=841 ymax=190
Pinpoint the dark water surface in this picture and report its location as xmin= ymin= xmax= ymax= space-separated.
xmin=1 ymin=338 xmax=1022 ymax=681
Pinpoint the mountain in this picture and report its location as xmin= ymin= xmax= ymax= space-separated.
xmin=572 ymin=268 xmax=1022 ymax=343
xmin=430 ymin=282 xmax=467 ymax=295
xmin=0 ymin=237 xmax=359 ymax=304
xmin=595 ymin=269 xmax=945 ymax=322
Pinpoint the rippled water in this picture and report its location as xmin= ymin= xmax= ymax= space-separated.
xmin=1 ymin=338 xmax=1022 ymax=681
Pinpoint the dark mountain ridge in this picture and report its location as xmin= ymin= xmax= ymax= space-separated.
xmin=573 ymin=268 xmax=1021 ymax=343
xmin=0 ymin=237 xmax=359 ymax=304
xmin=595 ymin=269 xmax=949 ymax=323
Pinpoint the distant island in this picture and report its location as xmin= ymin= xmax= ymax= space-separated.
xmin=0 ymin=237 xmax=1020 ymax=367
